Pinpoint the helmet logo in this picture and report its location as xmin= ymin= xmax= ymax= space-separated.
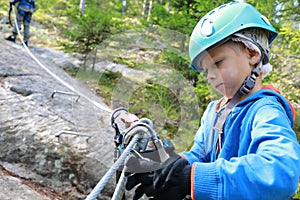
xmin=201 ymin=19 xmax=214 ymax=36
xmin=261 ymin=15 xmax=271 ymax=26
xmin=200 ymin=5 xmax=227 ymax=37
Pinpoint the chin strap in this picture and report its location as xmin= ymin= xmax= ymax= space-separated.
xmin=214 ymin=65 xmax=261 ymax=156
xmin=240 ymin=66 xmax=261 ymax=94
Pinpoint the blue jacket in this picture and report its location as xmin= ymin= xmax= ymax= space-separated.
xmin=11 ymin=0 xmax=35 ymax=13
xmin=182 ymin=89 xmax=300 ymax=200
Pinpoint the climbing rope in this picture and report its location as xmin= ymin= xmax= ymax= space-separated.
xmin=11 ymin=5 xmax=112 ymax=114
xmin=85 ymin=133 xmax=140 ymax=200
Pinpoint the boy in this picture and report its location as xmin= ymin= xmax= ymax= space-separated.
xmin=6 ymin=0 xmax=36 ymax=46
xmin=125 ymin=2 xmax=300 ymax=200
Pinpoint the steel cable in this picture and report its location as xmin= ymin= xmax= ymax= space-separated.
xmin=85 ymin=133 xmax=140 ymax=200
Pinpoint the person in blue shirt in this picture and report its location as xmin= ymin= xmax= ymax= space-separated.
xmin=6 ymin=0 xmax=36 ymax=46
xmin=124 ymin=2 xmax=300 ymax=200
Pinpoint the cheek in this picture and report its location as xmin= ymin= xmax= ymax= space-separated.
xmin=219 ymin=62 xmax=249 ymax=95
xmin=219 ymin=62 xmax=242 ymax=83
xmin=222 ymin=59 xmax=251 ymax=82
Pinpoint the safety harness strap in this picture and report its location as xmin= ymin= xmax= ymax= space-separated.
xmin=214 ymin=91 xmax=241 ymax=155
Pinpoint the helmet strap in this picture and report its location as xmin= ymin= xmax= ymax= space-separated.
xmin=240 ymin=65 xmax=261 ymax=95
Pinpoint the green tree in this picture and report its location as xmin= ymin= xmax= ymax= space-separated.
xmin=60 ymin=0 xmax=115 ymax=68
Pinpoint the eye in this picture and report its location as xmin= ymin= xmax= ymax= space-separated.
xmin=215 ymin=60 xmax=222 ymax=66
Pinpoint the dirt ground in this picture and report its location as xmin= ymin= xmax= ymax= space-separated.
xmin=0 ymin=164 xmax=68 ymax=200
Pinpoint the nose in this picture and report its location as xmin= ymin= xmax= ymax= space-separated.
xmin=207 ymin=67 xmax=217 ymax=80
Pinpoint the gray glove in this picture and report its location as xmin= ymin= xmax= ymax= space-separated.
xmin=124 ymin=141 xmax=191 ymax=200
xmin=125 ymin=154 xmax=191 ymax=200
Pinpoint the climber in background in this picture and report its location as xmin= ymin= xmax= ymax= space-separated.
xmin=6 ymin=0 xmax=36 ymax=46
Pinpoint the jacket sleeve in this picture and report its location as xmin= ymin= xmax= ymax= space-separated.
xmin=181 ymin=101 xmax=218 ymax=164
xmin=191 ymin=100 xmax=300 ymax=200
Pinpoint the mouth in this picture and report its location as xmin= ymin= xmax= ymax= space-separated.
xmin=214 ymin=83 xmax=223 ymax=90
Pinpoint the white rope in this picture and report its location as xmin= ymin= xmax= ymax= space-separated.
xmin=12 ymin=5 xmax=112 ymax=114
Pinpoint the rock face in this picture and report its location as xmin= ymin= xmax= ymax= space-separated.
xmin=0 ymin=40 xmax=118 ymax=199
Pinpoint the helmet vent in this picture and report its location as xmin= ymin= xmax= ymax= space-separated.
xmin=261 ymin=15 xmax=271 ymax=26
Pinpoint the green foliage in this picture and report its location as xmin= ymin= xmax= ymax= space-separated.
xmin=127 ymin=76 xmax=200 ymax=151
xmin=33 ymin=0 xmax=69 ymax=27
xmin=169 ymin=0 xmax=231 ymax=20
xmin=247 ymin=0 xmax=278 ymax=23
xmin=98 ymin=70 xmax=122 ymax=85
xmin=160 ymin=49 xmax=188 ymax=70
xmin=149 ymin=4 xmax=195 ymax=34
xmin=147 ymin=0 xmax=231 ymax=35
xmin=36 ymin=0 xmax=67 ymax=14
xmin=130 ymin=83 xmax=180 ymax=120
xmin=293 ymin=182 xmax=300 ymax=198
xmin=61 ymin=6 xmax=113 ymax=52
xmin=113 ymin=57 xmax=139 ymax=68
xmin=129 ymin=84 xmax=179 ymax=142
xmin=159 ymin=49 xmax=198 ymax=83
xmin=73 ymin=69 xmax=122 ymax=104
xmin=277 ymin=23 xmax=300 ymax=53
xmin=157 ymin=48 xmax=221 ymax=117
xmin=56 ymin=0 xmax=118 ymax=68
xmin=97 ymin=70 xmax=122 ymax=103
xmin=65 ymin=68 xmax=122 ymax=104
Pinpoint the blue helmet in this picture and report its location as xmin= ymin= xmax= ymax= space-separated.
xmin=189 ymin=2 xmax=278 ymax=71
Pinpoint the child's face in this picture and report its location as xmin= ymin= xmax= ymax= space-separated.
xmin=201 ymin=41 xmax=253 ymax=99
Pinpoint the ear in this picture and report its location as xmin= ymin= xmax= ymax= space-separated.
xmin=246 ymin=47 xmax=261 ymax=65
